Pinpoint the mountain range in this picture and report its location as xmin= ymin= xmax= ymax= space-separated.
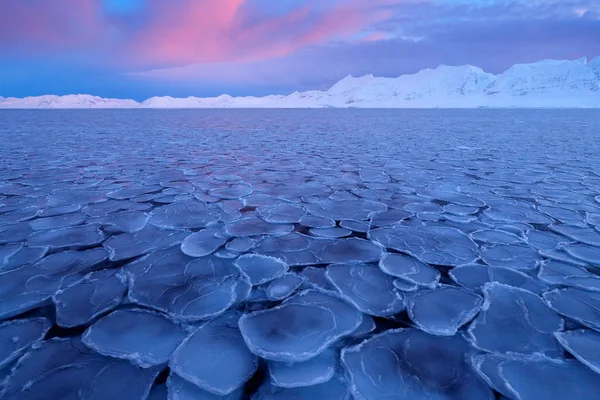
xmin=1 ymin=58 xmax=599 ymax=108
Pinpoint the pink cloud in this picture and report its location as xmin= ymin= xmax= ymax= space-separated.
xmin=0 ymin=0 xmax=399 ymax=67
xmin=0 ymin=0 xmax=103 ymax=49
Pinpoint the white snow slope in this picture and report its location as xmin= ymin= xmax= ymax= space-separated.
xmin=1 ymin=58 xmax=599 ymax=109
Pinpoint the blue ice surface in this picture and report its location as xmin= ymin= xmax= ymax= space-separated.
xmin=1 ymin=109 xmax=600 ymax=397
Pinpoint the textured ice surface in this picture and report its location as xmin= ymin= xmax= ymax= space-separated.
xmin=0 ymin=244 xmax=47 ymax=272
xmin=306 ymin=199 xmax=386 ymax=221
xmin=563 ymin=243 xmax=600 ymax=264
xmin=29 ymin=212 xmax=86 ymax=231
xmin=450 ymin=264 xmax=548 ymax=294
xmin=268 ymin=348 xmax=336 ymax=388
xmin=170 ymin=315 xmax=258 ymax=395
xmin=480 ymin=243 xmax=540 ymax=271
xmin=255 ymin=235 xmax=383 ymax=266
xmin=550 ymin=224 xmax=600 ymax=246
xmin=472 ymin=354 xmax=600 ymax=400
xmin=259 ymin=204 xmax=307 ymax=223
xmin=224 ymin=218 xmax=294 ymax=237
xmin=149 ymin=200 xmax=218 ymax=229
xmin=253 ymin=375 xmax=350 ymax=400
xmin=90 ymin=210 xmax=149 ymax=233
xmin=544 ymin=288 xmax=600 ymax=332
xmin=0 ymin=248 xmax=108 ymax=319
xmin=239 ymin=289 xmax=362 ymax=362
xmin=52 ymin=269 xmax=127 ymax=327
xmin=167 ymin=373 xmax=244 ymax=400
xmin=27 ymin=224 xmax=105 ymax=249
xmin=234 ymin=254 xmax=289 ymax=285
xmin=538 ymin=260 xmax=600 ymax=290
xmin=125 ymin=250 xmax=246 ymax=321
xmin=3 ymin=109 xmax=600 ymax=397
xmin=1 ymin=337 xmax=160 ymax=400
xmin=555 ymin=330 xmax=600 ymax=374
xmin=325 ymin=263 xmax=405 ymax=317
xmin=0 ymin=318 xmax=51 ymax=369
xmin=369 ymin=225 xmax=478 ymax=266
xmin=103 ymin=225 xmax=189 ymax=261
xmin=471 ymin=229 xmax=523 ymax=244
xmin=266 ymin=273 xmax=305 ymax=301
xmin=82 ymin=309 xmax=187 ymax=367
xmin=468 ymin=283 xmax=563 ymax=356
xmin=342 ymin=328 xmax=494 ymax=400
xmin=407 ymin=285 xmax=482 ymax=336
xmin=180 ymin=227 xmax=227 ymax=257
xmin=309 ymin=227 xmax=352 ymax=238
xmin=378 ymin=252 xmax=440 ymax=288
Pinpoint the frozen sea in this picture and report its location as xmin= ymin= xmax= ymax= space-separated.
xmin=1 ymin=109 xmax=600 ymax=399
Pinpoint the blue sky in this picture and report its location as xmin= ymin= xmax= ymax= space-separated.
xmin=0 ymin=0 xmax=599 ymax=100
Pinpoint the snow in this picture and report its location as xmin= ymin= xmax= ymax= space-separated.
xmin=1 ymin=58 xmax=599 ymax=108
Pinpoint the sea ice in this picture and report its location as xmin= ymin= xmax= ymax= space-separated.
xmin=554 ymin=330 xmax=600 ymax=375
xmin=369 ymin=225 xmax=479 ymax=266
xmin=1 ymin=337 xmax=160 ymax=400
xmin=378 ymin=252 xmax=440 ymax=288
xmin=470 ymin=229 xmax=523 ymax=244
xmin=341 ymin=328 xmax=494 ymax=400
xmin=259 ymin=204 xmax=307 ymax=223
xmin=126 ymin=250 xmax=245 ymax=321
xmin=268 ymin=347 xmax=336 ymax=388
xmin=181 ymin=227 xmax=227 ymax=257
xmin=407 ymin=285 xmax=482 ymax=336
xmin=450 ymin=264 xmax=548 ymax=294
xmin=52 ymin=269 xmax=127 ymax=327
xmin=468 ymin=283 xmax=563 ymax=356
xmin=238 ymin=289 xmax=362 ymax=362
xmin=29 ymin=212 xmax=86 ymax=231
xmin=266 ymin=273 xmax=305 ymax=301
xmin=305 ymin=199 xmax=387 ymax=221
xmin=234 ymin=254 xmax=289 ymax=285
xmin=167 ymin=373 xmax=244 ymax=400
xmin=27 ymin=224 xmax=105 ymax=249
xmin=90 ymin=210 xmax=149 ymax=233
xmin=149 ymin=200 xmax=218 ymax=229
xmin=563 ymin=243 xmax=600 ymax=264
xmin=0 ymin=248 xmax=108 ymax=319
xmin=107 ymin=185 xmax=163 ymax=200
xmin=82 ymin=309 xmax=187 ymax=367
xmin=300 ymin=215 xmax=336 ymax=228
xmin=103 ymin=225 xmax=189 ymax=261
xmin=170 ymin=315 xmax=258 ymax=395
xmin=309 ymin=227 xmax=352 ymax=238
xmin=544 ymin=288 xmax=600 ymax=332
xmin=209 ymin=184 xmax=253 ymax=199
xmin=253 ymin=375 xmax=350 ymax=400
xmin=0 ymin=318 xmax=51 ymax=369
xmin=550 ymin=225 xmax=600 ymax=246
xmin=472 ymin=353 xmax=600 ymax=400
xmin=224 ymin=218 xmax=294 ymax=237
xmin=479 ymin=243 xmax=540 ymax=271
xmin=0 ymin=244 xmax=47 ymax=272
xmin=325 ymin=263 xmax=405 ymax=317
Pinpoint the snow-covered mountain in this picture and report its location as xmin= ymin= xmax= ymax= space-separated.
xmin=1 ymin=58 xmax=599 ymax=108
xmin=0 ymin=94 xmax=138 ymax=109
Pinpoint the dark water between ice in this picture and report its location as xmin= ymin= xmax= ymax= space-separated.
xmin=1 ymin=109 xmax=600 ymax=399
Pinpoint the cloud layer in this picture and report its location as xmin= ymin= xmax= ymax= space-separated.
xmin=0 ymin=0 xmax=598 ymax=99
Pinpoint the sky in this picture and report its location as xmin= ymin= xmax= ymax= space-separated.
xmin=0 ymin=0 xmax=599 ymax=100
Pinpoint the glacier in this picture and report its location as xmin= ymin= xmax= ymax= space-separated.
xmin=0 ymin=57 xmax=599 ymax=108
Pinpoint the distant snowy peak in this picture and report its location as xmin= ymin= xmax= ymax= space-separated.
xmin=487 ymin=57 xmax=600 ymax=96
xmin=0 ymin=94 xmax=139 ymax=109
xmin=1 ymin=58 xmax=599 ymax=108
